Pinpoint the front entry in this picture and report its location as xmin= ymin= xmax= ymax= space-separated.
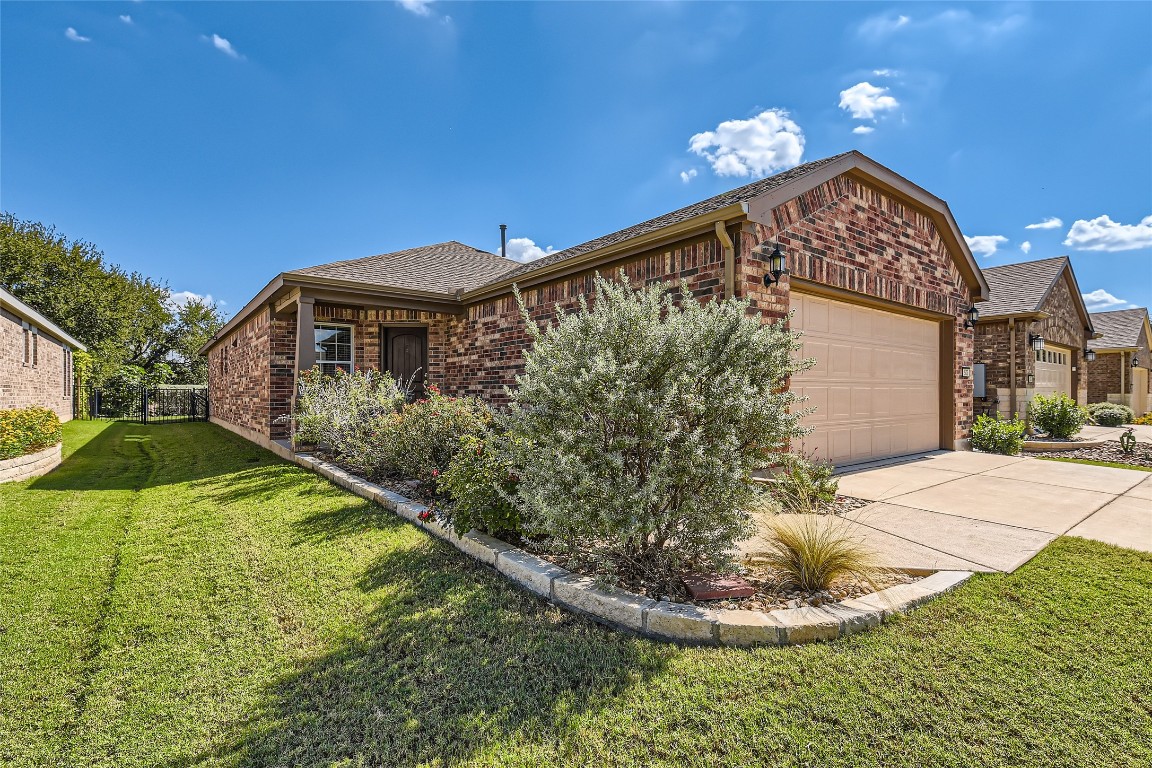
xmin=383 ymin=326 xmax=427 ymax=398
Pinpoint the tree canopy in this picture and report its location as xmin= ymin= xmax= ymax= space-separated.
xmin=0 ymin=212 xmax=224 ymax=385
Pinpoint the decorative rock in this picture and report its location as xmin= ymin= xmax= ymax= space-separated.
xmin=714 ymin=609 xmax=783 ymax=647
xmin=496 ymin=549 xmax=567 ymax=598
xmin=553 ymin=575 xmax=656 ymax=632
xmin=682 ymin=573 xmax=756 ymax=600
xmin=769 ymin=606 xmax=841 ymax=644
xmin=644 ymin=602 xmax=717 ymax=643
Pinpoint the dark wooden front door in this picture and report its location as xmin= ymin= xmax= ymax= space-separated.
xmin=383 ymin=326 xmax=427 ymax=398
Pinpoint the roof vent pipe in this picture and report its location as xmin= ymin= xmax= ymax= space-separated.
xmin=500 ymin=224 xmax=507 ymax=259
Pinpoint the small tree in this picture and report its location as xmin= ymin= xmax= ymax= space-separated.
xmin=502 ymin=272 xmax=811 ymax=583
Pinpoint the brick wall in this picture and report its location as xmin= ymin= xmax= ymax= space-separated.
xmin=0 ymin=308 xmax=74 ymax=421
xmin=1087 ymin=352 xmax=1124 ymax=403
xmin=1037 ymin=272 xmax=1089 ymax=404
xmin=741 ymin=174 xmax=975 ymax=443
xmin=207 ymin=308 xmax=271 ymax=438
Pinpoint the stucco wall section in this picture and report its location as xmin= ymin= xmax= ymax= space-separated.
xmin=0 ymin=307 xmax=74 ymax=421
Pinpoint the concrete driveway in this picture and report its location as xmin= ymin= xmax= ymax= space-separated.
xmin=744 ymin=450 xmax=1152 ymax=573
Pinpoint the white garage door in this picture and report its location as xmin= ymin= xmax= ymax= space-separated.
xmin=791 ymin=292 xmax=941 ymax=466
xmin=1033 ymin=344 xmax=1073 ymax=398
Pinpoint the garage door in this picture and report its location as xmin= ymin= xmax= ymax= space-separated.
xmin=790 ymin=292 xmax=941 ymax=466
xmin=1033 ymin=344 xmax=1073 ymax=398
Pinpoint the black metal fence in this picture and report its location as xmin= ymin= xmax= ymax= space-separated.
xmin=75 ymin=385 xmax=209 ymax=423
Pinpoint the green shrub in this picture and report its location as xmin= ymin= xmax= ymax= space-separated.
xmin=1029 ymin=393 xmax=1088 ymax=439
xmin=502 ymin=271 xmax=810 ymax=584
xmin=292 ymin=367 xmax=406 ymax=474
xmin=375 ymin=386 xmax=492 ymax=487
xmin=768 ymin=455 xmax=839 ymax=513
xmin=439 ymin=434 xmax=522 ymax=537
xmin=970 ymin=413 xmax=1026 ymax=455
xmin=755 ymin=513 xmax=884 ymax=592
xmin=0 ymin=406 xmax=63 ymax=460
xmin=1086 ymin=402 xmax=1134 ymax=426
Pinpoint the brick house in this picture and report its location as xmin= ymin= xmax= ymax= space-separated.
xmin=0 ymin=286 xmax=85 ymax=421
xmin=202 ymin=151 xmax=989 ymax=466
xmin=1085 ymin=308 xmax=1151 ymax=416
xmin=972 ymin=257 xmax=1094 ymax=419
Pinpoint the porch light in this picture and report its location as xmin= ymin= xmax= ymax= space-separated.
xmin=759 ymin=242 xmax=788 ymax=287
xmin=964 ymin=305 xmax=979 ymax=329
xmin=1084 ymin=348 xmax=1096 ymax=363
xmin=1133 ymin=356 xmax=1141 ymax=368
xmin=1029 ymin=333 xmax=1045 ymax=353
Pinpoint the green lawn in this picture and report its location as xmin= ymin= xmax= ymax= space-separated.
xmin=2 ymin=421 xmax=1150 ymax=768
xmin=1036 ymin=455 xmax=1152 ymax=472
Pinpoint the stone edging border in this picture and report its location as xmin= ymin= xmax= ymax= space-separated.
xmin=0 ymin=443 xmax=62 ymax=484
xmin=1023 ymin=437 xmax=1108 ymax=452
xmin=289 ymin=451 xmax=974 ymax=647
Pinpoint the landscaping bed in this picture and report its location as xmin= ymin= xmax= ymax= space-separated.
xmin=1027 ymin=438 xmax=1152 ymax=469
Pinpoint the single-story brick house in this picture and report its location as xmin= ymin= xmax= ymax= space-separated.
xmin=1085 ymin=307 xmax=1151 ymax=416
xmin=972 ymin=256 xmax=1094 ymax=418
xmin=0 ymin=286 xmax=85 ymax=421
xmin=202 ymin=151 xmax=989 ymax=466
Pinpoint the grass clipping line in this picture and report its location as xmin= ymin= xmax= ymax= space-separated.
xmin=755 ymin=512 xmax=886 ymax=593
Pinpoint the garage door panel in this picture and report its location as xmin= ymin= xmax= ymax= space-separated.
xmin=791 ymin=292 xmax=940 ymax=466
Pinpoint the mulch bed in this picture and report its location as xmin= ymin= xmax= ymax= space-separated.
xmin=1025 ymin=438 xmax=1152 ymax=469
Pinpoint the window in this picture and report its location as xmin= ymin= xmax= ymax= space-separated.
xmin=31 ymin=331 xmax=38 ymax=367
xmin=315 ymin=324 xmax=353 ymax=374
xmin=22 ymin=324 xmax=30 ymax=365
xmin=63 ymin=348 xmax=72 ymax=397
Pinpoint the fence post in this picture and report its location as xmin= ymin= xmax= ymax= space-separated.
xmin=141 ymin=386 xmax=148 ymax=425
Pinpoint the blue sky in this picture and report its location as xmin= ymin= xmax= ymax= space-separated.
xmin=2 ymin=1 xmax=1150 ymax=316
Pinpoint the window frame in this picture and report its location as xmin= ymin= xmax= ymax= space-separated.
xmin=314 ymin=322 xmax=355 ymax=375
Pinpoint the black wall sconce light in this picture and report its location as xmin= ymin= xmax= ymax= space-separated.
xmin=1084 ymin=348 xmax=1096 ymax=363
xmin=1026 ymin=373 xmax=1035 ymax=386
xmin=963 ymin=305 xmax=979 ymax=329
xmin=758 ymin=242 xmax=788 ymax=287
xmin=1133 ymin=355 xmax=1141 ymax=368
xmin=1029 ymin=333 xmax=1045 ymax=353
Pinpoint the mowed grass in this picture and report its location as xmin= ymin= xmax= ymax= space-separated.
xmin=1036 ymin=455 xmax=1152 ymax=472
xmin=2 ymin=421 xmax=1151 ymax=768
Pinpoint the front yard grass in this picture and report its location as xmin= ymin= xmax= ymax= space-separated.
xmin=1036 ymin=455 xmax=1152 ymax=472
xmin=2 ymin=420 xmax=1150 ymax=767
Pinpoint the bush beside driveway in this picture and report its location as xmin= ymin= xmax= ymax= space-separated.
xmin=1 ymin=421 xmax=1150 ymax=767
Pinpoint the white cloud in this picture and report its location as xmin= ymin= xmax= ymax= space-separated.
xmin=1020 ymin=240 xmax=1032 ymax=254
xmin=838 ymin=82 xmax=899 ymax=120
xmin=680 ymin=169 xmax=698 ymax=183
xmin=1082 ymin=289 xmax=1133 ymax=313
xmin=1063 ymin=214 xmax=1152 ymax=252
xmin=872 ymin=68 xmax=900 ymax=77
xmin=398 ymin=0 xmax=434 ymax=16
xmin=688 ymin=109 xmax=805 ymax=178
xmin=65 ymin=27 xmax=91 ymax=43
xmin=169 ymin=290 xmax=219 ymax=309
xmin=857 ymin=9 xmax=1026 ymax=45
xmin=1025 ymin=216 xmax=1063 ymax=230
xmin=858 ymin=14 xmax=910 ymax=39
xmin=120 ymin=14 xmax=133 ymax=24
xmin=964 ymin=235 xmax=1009 ymax=257
xmin=852 ymin=125 xmax=875 ymax=135
xmin=206 ymin=33 xmax=242 ymax=59
xmin=502 ymin=237 xmax=557 ymax=264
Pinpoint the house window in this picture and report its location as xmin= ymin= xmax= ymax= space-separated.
xmin=315 ymin=324 xmax=353 ymax=375
xmin=22 ymin=324 xmax=30 ymax=365
xmin=31 ymin=331 xmax=38 ymax=367
xmin=63 ymin=348 xmax=72 ymax=396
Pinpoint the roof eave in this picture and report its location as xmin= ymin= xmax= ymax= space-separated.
xmin=0 ymin=286 xmax=87 ymax=351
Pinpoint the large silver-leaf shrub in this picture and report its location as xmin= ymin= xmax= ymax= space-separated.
xmin=503 ymin=272 xmax=811 ymax=580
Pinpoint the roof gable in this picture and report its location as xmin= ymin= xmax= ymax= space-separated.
xmin=1088 ymin=307 xmax=1151 ymax=350
xmin=978 ymin=257 xmax=1070 ymax=316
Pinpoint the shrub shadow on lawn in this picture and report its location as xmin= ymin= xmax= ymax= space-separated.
xmin=211 ymin=525 xmax=673 ymax=767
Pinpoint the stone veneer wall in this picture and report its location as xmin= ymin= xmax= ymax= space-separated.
xmin=740 ymin=174 xmax=975 ymax=444
xmin=1036 ymin=272 xmax=1089 ymax=405
xmin=0 ymin=307 xmax=74 ymax=422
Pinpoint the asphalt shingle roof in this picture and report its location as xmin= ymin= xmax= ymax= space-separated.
xmin=976 ymin=256 xmax=1069 ymax=317
xmin=288 ymin=241 xmax=520 ymax=296
xmin=497 ymin=153 xmax=853 ymax=282
xmin=1088 ymin=308 xmax=1149 ymax=350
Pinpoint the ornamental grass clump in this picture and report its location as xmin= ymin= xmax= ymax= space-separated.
xmin=768 ymin=454 xmax=839 ymax=513
xmin=502 ymin=271 xmax=811 ymax=586
xmin=757 ymin=513 xmax=884 ymax=593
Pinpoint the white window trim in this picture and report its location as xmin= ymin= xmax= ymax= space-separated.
xmin=315 ymin=322 xmax=355 ymax=374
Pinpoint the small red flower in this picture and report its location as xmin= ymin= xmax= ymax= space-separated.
xmin=431 ymin=469 xmax=440 ymax=477
xmin=418 ymin=510 xmax=433 ymax=521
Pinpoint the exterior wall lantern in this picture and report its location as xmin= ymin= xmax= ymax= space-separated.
xmin=1029 ymin=333 xmax=1045 ymax=353
xmin=1084 ymin=348 xmax=1096 ymax=363
xmin=963 ymin=305 xmax=979 ymax=329
xmin=759 ymin=242 xmax=788 ymax=287
xmin=1133 ymin=355 xmax=1141 ymax=368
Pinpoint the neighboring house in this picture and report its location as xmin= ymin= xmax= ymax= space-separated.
xmin=202 ymin=151 xmax=989 ymax=467
xmin=972 ymin=257 xmax=1094 ymax=419
xmin=0 ymin=286 xmax=86 ymax=421
xmin=1085 ymin=307 xmax=1152 ymax=416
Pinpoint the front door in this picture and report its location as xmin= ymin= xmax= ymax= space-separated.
xmin=383 ymin=326 xmax=427 ymax=398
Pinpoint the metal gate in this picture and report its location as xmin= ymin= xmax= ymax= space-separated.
xmin=75 ymin=385 xmax=209 ymax=423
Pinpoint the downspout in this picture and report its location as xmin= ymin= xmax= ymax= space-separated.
xmin=715 ymin=222 xmax=735 ymax=299
xmin=1008 ymin=318 xmax=1016 ymax=416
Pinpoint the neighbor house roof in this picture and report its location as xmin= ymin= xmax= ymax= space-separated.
xmin=977 ymin=256 xmax=1071 ymax=317
xmin=0 ymin=286 xmax=86 ymax=351
xmin=289 ymin=240 xmax=520 ymax=296
xmin=498 ymin=153 xmax=853 ymax=282
xmin=1088 ymin=308 xmax=1150 ymax=350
